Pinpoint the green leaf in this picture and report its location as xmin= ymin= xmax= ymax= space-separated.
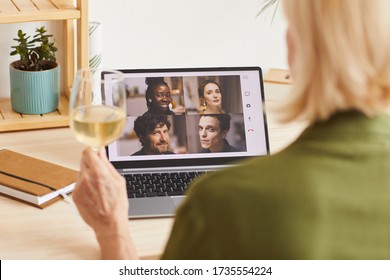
xmin=10 ymin=25 xmax=57 ymax=71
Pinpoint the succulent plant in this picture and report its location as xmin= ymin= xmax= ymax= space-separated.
xmin=10 ymin=26 xmax=57 ymax=71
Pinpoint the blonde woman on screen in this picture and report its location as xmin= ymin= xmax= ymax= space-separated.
xmin=73 ymin=0 xmax=390 ymax=259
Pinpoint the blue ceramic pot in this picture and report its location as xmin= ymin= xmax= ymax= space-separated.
xmin=10 ymin=61 xmax=60 ymax=114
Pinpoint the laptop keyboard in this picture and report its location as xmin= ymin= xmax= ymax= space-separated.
xmin=124 ymin=171 xmax=209 ymax=199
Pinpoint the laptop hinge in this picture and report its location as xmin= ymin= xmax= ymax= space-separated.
xmin=118 ymin=165 xmax=235 ymax=174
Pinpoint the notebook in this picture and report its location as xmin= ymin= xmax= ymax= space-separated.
xmin=104 ymin=66 xmax=269 ymax=218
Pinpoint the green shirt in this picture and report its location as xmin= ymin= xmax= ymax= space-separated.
xmin=162 ymin=111 xmax=390 ymax=259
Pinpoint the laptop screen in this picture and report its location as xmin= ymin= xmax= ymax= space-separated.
xmin=105 ymin=67 xmax=269 ymax=170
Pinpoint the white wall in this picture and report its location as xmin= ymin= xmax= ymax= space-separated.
xmin=90 ymin=0 xmax=288 ymax=69
xmin=0 ymin=0 xmax=287 ymax=98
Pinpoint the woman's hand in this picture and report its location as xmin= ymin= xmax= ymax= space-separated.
xmin=72 ymin=148 xmax=138 ymax=259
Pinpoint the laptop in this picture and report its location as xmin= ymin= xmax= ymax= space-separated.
xmin=104 ymin=66 xmax=269 ymax=218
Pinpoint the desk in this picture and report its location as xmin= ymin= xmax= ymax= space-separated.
xmin=0 ymin=82 xmax=306 ymax=259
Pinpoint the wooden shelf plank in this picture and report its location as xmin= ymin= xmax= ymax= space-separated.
xmin=0 ymin=98 xmax=22 ymax=120
xmin=0 ymin=95 xmax=69 ymax=132
xmin=11 ymin=0 xmax=37 ymax=12
xmin=51 ymin=0 xmax=76 ymax=9
xmin=31 ymin=0 xmax=57 ymax=10
xmin=0 ymin=115 xmax=69 ymax=132
xmin=0 ymin=0 xmax=80 ymax=23
xmin=0 ymin=0 xmax=19 ymax=13
xmin=0 ymin=9 xmax=80 ymax=22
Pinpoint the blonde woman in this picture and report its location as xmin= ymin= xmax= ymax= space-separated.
xmin=73 ymin=0 xmax=390 ymax=259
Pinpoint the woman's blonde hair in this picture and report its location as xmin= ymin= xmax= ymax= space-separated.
xmin=280 ymin=0 xmax=390 ymax=123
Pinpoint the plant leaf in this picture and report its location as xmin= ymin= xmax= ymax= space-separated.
xmin=256 ymin=0 xmax=280 ymax=22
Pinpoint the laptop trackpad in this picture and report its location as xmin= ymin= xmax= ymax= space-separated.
xmin=128 ymin=197 xmax=175 ymax=218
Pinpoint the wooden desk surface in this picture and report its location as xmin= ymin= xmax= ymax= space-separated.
xmin=0 ymin=82 xmax=306 ymax=259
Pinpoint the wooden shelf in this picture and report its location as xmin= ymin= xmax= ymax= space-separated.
xmin=0 ymin=0 xmax=81 ymax=23
xmin=0 ymin=95 xmax=69 ymax=132
xmin=0 ymin=0 xmax=89 ymax=132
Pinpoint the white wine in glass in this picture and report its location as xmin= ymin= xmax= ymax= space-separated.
xmin=69 ymin=69 xmax=126 ymax=151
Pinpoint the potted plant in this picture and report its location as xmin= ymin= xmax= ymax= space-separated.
xmin=9 ymin=26 xmax=59 ymax=114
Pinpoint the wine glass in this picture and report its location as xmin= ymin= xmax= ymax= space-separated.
xmin=69 ymin=68 xmax=126 ymax=151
